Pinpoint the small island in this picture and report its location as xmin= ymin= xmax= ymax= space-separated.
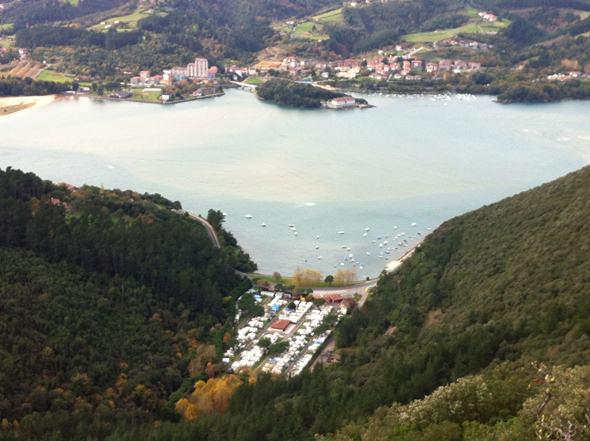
xmin=256 ymin=79 xmax=370 ymax=109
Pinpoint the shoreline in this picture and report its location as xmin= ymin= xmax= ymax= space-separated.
xmin=0 ymin=94 xmax=56 ymax=117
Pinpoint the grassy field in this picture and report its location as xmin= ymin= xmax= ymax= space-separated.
xmin=131 ymin=88 xmax=162 ymax=103
xmin=312 ymin=8 xmax=344 ymax=24
xmin=0 ymin=35 xmax=14 ymax=48
xmin=89 ymin=7 xmax=165 ymax=32
xmin=244 ymin=76 xmax=264 ymax=85
xmin=283 ymin=7 xmax=343 ymax=42
xmin=293 ymin=21 xmax=329 ymax=41
xmin=36 ymin=70 xmax=73 ymax=83
xmin=403 ymin=13 xmax=510 ymax=43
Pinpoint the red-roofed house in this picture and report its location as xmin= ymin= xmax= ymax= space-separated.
xmin=324 ymin=293 xmax=344 ymax=303
xmin=270 ymin=319 xmax=291 ymax=332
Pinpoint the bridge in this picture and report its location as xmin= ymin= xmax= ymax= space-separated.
xmin=229 ymin=80 xmax=257 ymax=91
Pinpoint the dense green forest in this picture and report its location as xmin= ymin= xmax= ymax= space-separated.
xmin=0 ymin=77 xmax=69 ymax=96
xmin=257 ymin=79 xmax=345 ymax=108
xmin=0 ymin=167 xmax=254 ymax=434
xmin=3 ymin=160 xmax=589 ymax=441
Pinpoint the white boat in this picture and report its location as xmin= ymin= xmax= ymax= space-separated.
xmin=315 ymin=245 xmax=319 ymax=250
xmin=338 ymin=231 xmax=345 ymax=235
xmin=317 ymin=256 xmax=322 ymax=260
xmin=261 ymin=223 xmax=267 ymax=227
xmin=245 ymin=214 xmax=253 ymax=219
xmin=364 ymin=227 xmax=370 ymax=231
xmin=411 ymin=222 xmax=417 ymax=227
xmin=366 ymin=251 xmax=371 ymax=256
xmin=363 ymin=232 xmax=368 ymax=237
xmin=316 ymin=235 xmax=320 ymax=239
xmin=294 ymin=232 xmax=298 ymax=236
xmin=289 ymin=224 xmax=295 ymax=228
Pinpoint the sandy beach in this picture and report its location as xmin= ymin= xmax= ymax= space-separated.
xmin=0 ymin=95 xmax=56 ymax=117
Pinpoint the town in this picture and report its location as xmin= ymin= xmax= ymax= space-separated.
xmin=108 ymin=57 xmax=223 ymax=103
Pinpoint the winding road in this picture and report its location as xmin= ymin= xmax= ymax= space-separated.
xmin=172 ymin=209 xmax=221 ymax=248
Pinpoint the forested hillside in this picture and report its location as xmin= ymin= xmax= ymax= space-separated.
xmin=78 ymin=165 xmax=590 ymax=441
xmin=2 ymin=165 xmax=589 ymax=441
xmin=0 ymin=167 xmax=253 ymax=435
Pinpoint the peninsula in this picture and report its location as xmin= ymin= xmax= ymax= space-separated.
xmin=256 ymin=79 xmax=369 ymax=109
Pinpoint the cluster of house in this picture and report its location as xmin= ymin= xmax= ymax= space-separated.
xmin=223 ymin=289 xmax=355 ymax=377
xmin=433 ymin=38 xmax=493 ymax=51
xmin=547 ymin=71 xmax=590 ymax=81
xmin=478 ymin=11 xmax=498 ymax=22
xmin=227 ymin=55 xmax=481 ymax=81
xmin=129 ymin=57 xmax=217 ymax=87
xmin=18 ymin=48 xmax=29 ymax=61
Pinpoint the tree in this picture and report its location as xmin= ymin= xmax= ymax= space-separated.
xmin=293 ymin=268 xmax=323 ymax=286
xmin=272 ymin=272 xmax=282 ymax=283
xmin=324 ymin=275 xmax=334 ymax=286
xmin=334 ymin=269 xmax=357 ymax=285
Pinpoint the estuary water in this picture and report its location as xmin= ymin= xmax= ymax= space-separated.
xmin=1 ymin=89 xmax=589 ymax=277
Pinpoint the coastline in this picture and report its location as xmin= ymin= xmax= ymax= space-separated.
xmin=0 ymin=94 xmax=56 ymax=117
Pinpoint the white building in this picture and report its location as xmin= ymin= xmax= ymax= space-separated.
xmin=187 ymin=57 xmax=209 ymax=79
xmin=326 ymin=96 xmax=356 ymax=109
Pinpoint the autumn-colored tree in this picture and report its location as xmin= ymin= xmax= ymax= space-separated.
xmin=334 ymin=269 xmax=357 ymax=285
xmin=292 ymin=268 xmax=323 ymax=287
xmin=176 ymin=375 xmax=243 ymax=421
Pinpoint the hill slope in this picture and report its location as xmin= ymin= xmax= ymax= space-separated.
xmin=0 ymin=167 xmax=254 ymax=432
xmin=58 ymin=167 xmax=590 ymax=441
xmin=2 ymin=165 xmax=590 ymax=440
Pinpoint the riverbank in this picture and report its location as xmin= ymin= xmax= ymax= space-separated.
xmin=0 ymin=94 xmax=55 ymax=116
xmin=90 ymin=92 xmax=225 ymax=105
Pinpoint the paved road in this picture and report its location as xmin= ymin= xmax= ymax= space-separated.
xmin=173 ymin=209 xmax=221 ymax=248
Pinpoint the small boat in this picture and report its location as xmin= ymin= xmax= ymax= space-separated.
xmin=338 ymin=231 xmax=345 ymax=235
xmin=245 ymin=214 xmax=253 ymax=219
xmin=317 ymin=256 xmax=322 ymax=260
xmin=315 ymin=245 xmax=319 ymax=250
xmin=288 ymin=224 xmax=295 ymax=228
xmin=363 ymin=232 xmax=368 ymax=237
xmin=316 ymin=235 xmax=320 ymax=239
xmin=364 ymin=227 xmax=370 ymax=232
xmin=411 ymin=222 xmax=417 ymax=227
xmin=366 ymin=251 xmax=371 ymax=256
xmin=260 ymin=223 xmax=267 ymax=228
xmin=294 ymin=232 xmax=299 ymax=236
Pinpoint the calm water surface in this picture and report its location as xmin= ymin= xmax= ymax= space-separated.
xmin=1 ymin=90 xmax=589 ymax=277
